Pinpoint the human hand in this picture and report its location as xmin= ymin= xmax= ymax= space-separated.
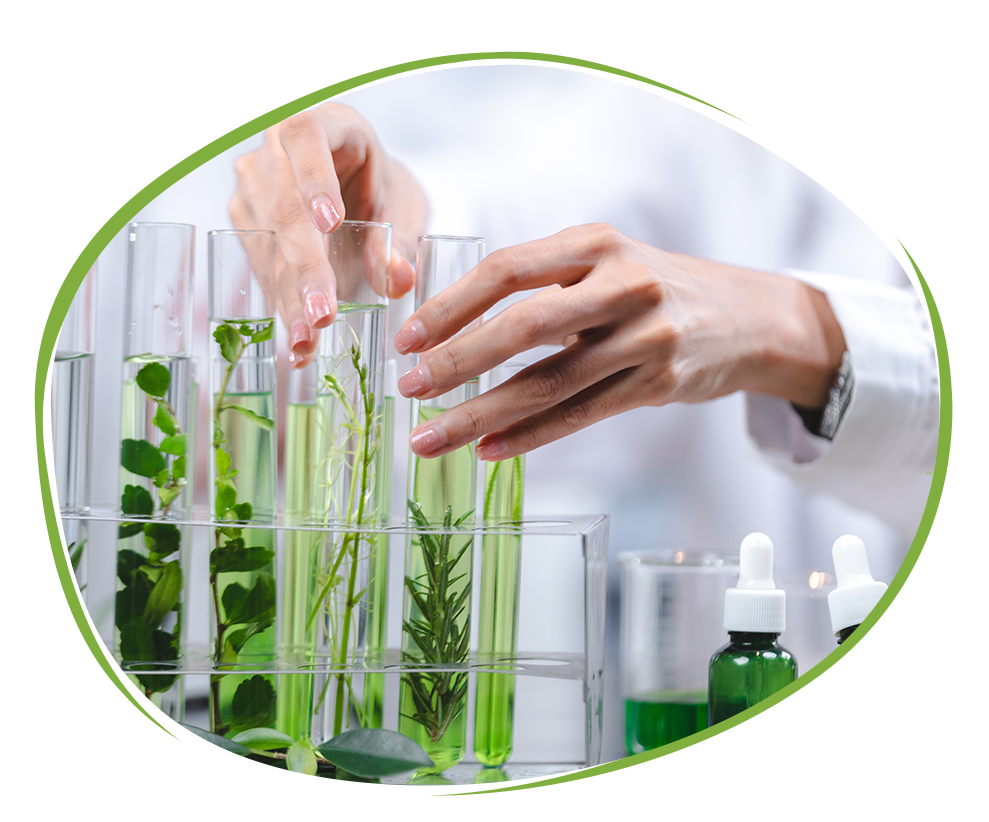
xmin=230 ymin=102 xmax=429 ymax=366
xmin=393 ymin=224 xmax=846 ymax=460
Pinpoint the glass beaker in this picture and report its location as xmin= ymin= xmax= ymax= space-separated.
xmin=310 ymin=221 xmax=390 ymax=742
xmin=619 ymin=550 xmax=738 ymax=754
xmin=400 ymin=234 xmax=485 ymax=773
xmin=474 ymin=361 xmax=527 ymax=767
xmin=116 ymin=223 xmax=195 ymax=718
xmin=53 ymin=263 xmax=97 ymax=594
xmin=207 ymin=229 xmax=278 ymax=737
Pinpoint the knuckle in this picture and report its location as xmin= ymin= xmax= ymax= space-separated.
xmin=526 ymin=362 xmax=569 ymax=407
xmin=559 ymin=399 xmax=593 ymax=432
xmin=267 ymin=190 xmax=307 ymax=231
xmin=456 ymin=402 xmax=487 ymax=438
xmin=627 ymin=263 xmax=666 ymax=307
xmin=435 ymin=342 xmax=469 ymax=380
xmin=505 ymin=302 xmax=547 ymax=348
xmin=579 ymin=223 xmax=625 ymax=256
xmin=489 ymin=246 xmax=528 ymax=290
xmin=513 ymin=417 xmax=541 ymax=452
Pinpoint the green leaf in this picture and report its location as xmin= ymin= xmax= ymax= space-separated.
xmin=115 ymin=586 xmax=149 ymax=630
xmin=223 ymin=404 xmax=275 ymax=431
xmin=116 ymin=550 xmax=149 ymax=586
xmin=158 ymin=483 xmax=183 ymax=508
xmin=143 ymin=560 xmax=182 ymax=627
xmin=229 ymin=502 xmax=253 ymax=521
xmin=120 ymin=484 xmax=154 ymax=516
xmin=215 ymin=447 xmax=231 ymax=477
xmin=213 ymin=323 xmax=241 ymax=364
xmin=221 ymin=572 xmax=275 ymax=625
xmin=215 ymin=479 xmax=237 ymax=518
xmin=119 ymin=617 xmax=156 ymax=661
xmin=153 ymin=468 xmax=169 ymax=488
xmin=181 ymin=723 xmax=252 ymax=756
xmin=144 ymin=522 xmax=180 ymax=559
xmin=226 ymin=623 xmax=269 ymax=655
xmin=152 ymin=401 xmax=177 ymax=436
xmin=172 ymin=455 xmax=186 ymax=481
xmin=136 ymin=361 xmax=171 ymax=398
xmin=69 ymin=539 xmax=86 ymax=571
xmin=230 ymin=675 xmax=276 ymax=732
xmin=211 ymin=543 xmax=274 ymax=576
xmin=231 ymin=728 xmax=294 ymax=751
xmin=159 ymin=434 xmax=187 ymax=456
xmin=118 ymin=522 xmax=145 ymax=539
xmin=250 ymin=321 xmax=273 ymax=344
xmin=315 ymin=729 xmax=433 ymax=778
xmin=287 ymin=740 xmax=318 ymax=776
xmin=121 ymin=439 xmax=166 ymax=478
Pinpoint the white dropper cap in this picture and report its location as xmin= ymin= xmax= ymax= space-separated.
xmin=828 ymin=535 xmax=888 ymax=635
xmin=723 ymin=533 xmax=786 ymax=633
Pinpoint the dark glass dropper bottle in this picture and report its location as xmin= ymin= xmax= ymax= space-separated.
xmin=708 ymin=533 xmax=796 ymax=727
xmin=828 ymin=535 xmax=888 ymax=645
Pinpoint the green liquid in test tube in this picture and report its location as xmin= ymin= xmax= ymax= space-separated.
xmin=474 ymin=362 xmax=526 ymax=767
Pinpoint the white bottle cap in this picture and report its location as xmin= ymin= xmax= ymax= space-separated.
xmin=827 ymin=535 xmax=888 ymax=635
xmin=724 ymin=533 xmax=786 ymax=633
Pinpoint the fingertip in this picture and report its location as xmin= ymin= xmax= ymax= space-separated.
xmin=305 ymin=289 xmax=337 ymax=329
xmin=310 ymin=196 xmax=343 ymax=234
xmin=387 ymin=252 xmax=416 ymax=299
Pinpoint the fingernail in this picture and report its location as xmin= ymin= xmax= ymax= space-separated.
xmin=410 ymin=423 xmax=447 ymax=456
xmin=311 ymin=197 xmax=341 ymax=233
xmin=394 ymin=319 xmax=426 ymax=354
xmin=305 ymin=291 xmax=331 ymax=326
xmin=290 ymin=320 xmax=312 ymax=352
xmin=476 ymin=438 xmax=508 ymax=461
xmin=398 ymin=363 xmax=432 ymax=397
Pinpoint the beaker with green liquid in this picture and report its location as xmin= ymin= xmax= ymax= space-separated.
xmin=400 ymin=234 xmax=485 ymax=773
xmin=207 ymin=229 xmax=278 ymax=737
xmin=619 ymin=550 xmax=738 ymax=754
xmin=474 ymin=362 xmax=527 ymax=767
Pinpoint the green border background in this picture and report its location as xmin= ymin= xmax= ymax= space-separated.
xmin=34 ymin=52 xmax=952 ymax=796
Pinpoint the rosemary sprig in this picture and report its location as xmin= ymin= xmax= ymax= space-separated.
xmin=401 ymin=502 xmax=474 ymax=742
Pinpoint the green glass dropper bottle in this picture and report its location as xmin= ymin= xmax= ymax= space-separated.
xmin=828 ymin=535 xmax=888 ymax=645
xmin=708 ymin=533 xmax=797 ymax=727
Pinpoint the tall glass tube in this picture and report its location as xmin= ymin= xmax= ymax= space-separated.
xmin=277 ymin=363 xmax=319 ymax=742
xmin=53 ymin=264 xmax=97 ymax=595
xmin=116 ymin=223 xmax=195 ymax=717
xmin=474 ymin=362 xmax=526 ymax=767
xmin=208 ymin=229 xmax=278 ymax=737
xmin=310 ymin=221 xmax=390 ymax=742
xmin=362 ymin=357 xmax=396 ymax=730
xmin=400 ymin=235 xmax=484 ymax=773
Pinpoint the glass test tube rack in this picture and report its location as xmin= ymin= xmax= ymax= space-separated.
xmin=63 ymin=506 xmax=609 ymax=785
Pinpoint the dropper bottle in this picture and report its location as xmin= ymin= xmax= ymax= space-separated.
xmin=828 ymin=535 xmax=888 ymax=645
xmin=708 ymin=533 xmax=797 ymax=726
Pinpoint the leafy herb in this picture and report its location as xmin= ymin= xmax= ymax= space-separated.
xmin=401 ymin=502 xmax=474 ymax=742
xmin=307 ymin=341 xmax=382 ymax=738
xmin=115 ymin=361 xmax=188 ymax=698
xmin=209 ymin=320 xmax=277 ymax=737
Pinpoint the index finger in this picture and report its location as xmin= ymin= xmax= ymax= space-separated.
xmin=394 ymin=223 xmax=623 ymax=355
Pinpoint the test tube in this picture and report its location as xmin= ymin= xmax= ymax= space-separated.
xmin=277 ymin=362 xmax=319 ymax=742
xmin=53 ymin=264 xmax=97 ymax=594
xmin=619 ymin=550 xmax=738 ymax=753
xmin=208 ymin=229 xmax=278 ymax=737
xmin=400 ymin=235 xmax=485 ymax=773
xmin=310 ymin=221 xmax=390 ymax=742
xmin=116 ymin=223 xmax=195 ymax=718
xmin=474 ymin=362 xmax=526 ymax=767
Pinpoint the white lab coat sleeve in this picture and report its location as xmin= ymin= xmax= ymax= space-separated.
xmin=745 ymin=270 xmax=940 ymax=538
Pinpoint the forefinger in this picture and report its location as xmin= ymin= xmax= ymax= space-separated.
xmin=394 ymin=224 xmax=623 ymax=356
